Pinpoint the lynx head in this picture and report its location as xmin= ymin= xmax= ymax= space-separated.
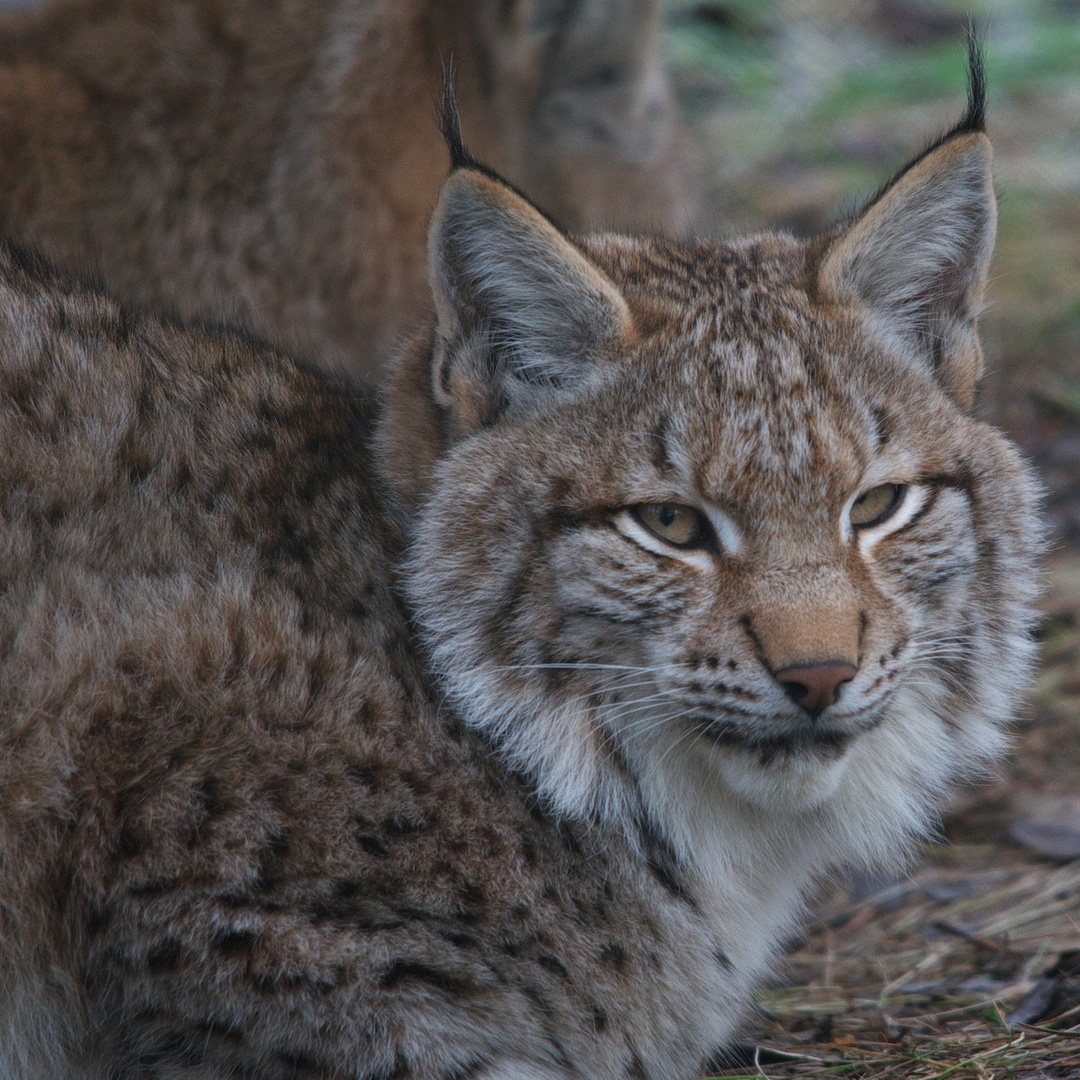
xmin=386 ymin=48 xmax=1040 ymax=885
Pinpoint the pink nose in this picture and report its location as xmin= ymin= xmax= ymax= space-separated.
xmin=774 ymin=661 xmax=857 ymax=718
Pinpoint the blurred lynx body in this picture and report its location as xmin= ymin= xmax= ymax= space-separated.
xmin=0 ymin=0 xmax=695 ymax=382
xmin=0 ymin=60 xmax=1040 ymax=1080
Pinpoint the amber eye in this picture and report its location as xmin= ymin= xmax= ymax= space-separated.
xmin=850 ymin=483 xmax=906 ymax=529
xmin=633 ymin=503 xmax=708 ymax=548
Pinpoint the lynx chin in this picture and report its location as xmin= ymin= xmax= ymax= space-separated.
xmin=0 ymin=44 xmax=1040 ymax=1080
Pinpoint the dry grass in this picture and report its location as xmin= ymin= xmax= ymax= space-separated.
xmin=711 ymin=852 xmax=1080 ymax=1078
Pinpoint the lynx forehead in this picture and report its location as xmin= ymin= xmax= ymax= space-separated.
xmin=0 ymin=42 xmax=1041 ymax=1080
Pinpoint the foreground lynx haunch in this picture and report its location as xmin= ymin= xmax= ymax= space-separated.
xmin=0 ymin=0 xmax=696 ymax=383
xmin=0 ymin=55 xmax=1040 ymax=1080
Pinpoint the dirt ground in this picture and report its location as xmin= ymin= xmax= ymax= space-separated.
xmin=665 ymin=1 xmax=1080 ymax=1073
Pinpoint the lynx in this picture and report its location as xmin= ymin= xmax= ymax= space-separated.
xmin=0 ymin=53 xmax=1040 ymax=1080
xmin=0 ymin=0 xmax=696 ymax=383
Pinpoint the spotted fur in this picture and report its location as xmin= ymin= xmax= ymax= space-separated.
xmin=0 ymin=54 xmax=1040 ymax=1080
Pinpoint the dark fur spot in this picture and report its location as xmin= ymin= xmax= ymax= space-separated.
xmin=347 ymin=760 xmax=380 ymax=789
xmin=713 ymin=947 xmax=734 ymax=971
xmin=441 ymin=930 xmax=477 ymax=949
xmin=379 ymin=962 xmax=469 ymax=994
xmin=214 ymin=928 xmax=258 ymax=955
xmin=197 ymin=775 xmax=230 ymax=819
xmin=590 ymin=1003 xmax=608 ymax=1031
xmin=536 ymin=954 xmax=571 ymax=980
xmin=193 ymin=1016 xmax=246 ymax=1044
xmin=402 ymin=770 xmax=431 ymax=796
xmin=520 ymin=982 xmax=555 ymax=1017
xmin=86 ymin=908 xmax=110 ymax=936
xmin=648 ymin=415 xmax=676 ymax=477
xmin=872 ymin=406 xmax=891 ymax=448
xmin=118 ymin=826 xmax=144 ymax=859
xmin=146 ymin=939 xmax=183 ymax=973
xmin=218 ymin=892 xmax=255 ymax=909
xmin=383 ymin=816 xmax=428 ymax=835
xmin=307 ymin=662 xmax=324 ymax=700
xmin=557 ymin=821 xmax=584 ymax=856
xmin=129 ymin=878 xmax=177 ymax=897
xmin=357 ymin=834 xmax=388 ymax=857
xmin=263 ymin=832 xmax=290 ymax=860
xmin=275 ymin=1047 xmax=321 ymax=1073
xmin=601 ymin=942 xmax=626 ymax=969
xmin=443 ymin=714 xmax=466 ymax=742
xmin=458 ymin=882 xmax=485 ymax=908
xmin=254 ymin=831 xmax=290 ymax=892
xmin=636 ymin=813 xmax=696 ymax=908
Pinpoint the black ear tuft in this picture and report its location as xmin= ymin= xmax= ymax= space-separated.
xmin=436 ymin=63 xmax=568 ymax=229
xmin=847 ymin=27 xmax=987 ymax=218
xmin=954 ymin=23 xmax=987 ymax=137
xmin=440 ymin=63 xmax=479 ymax=172
xmin=931 ymin=24 xmax=986 ymax=142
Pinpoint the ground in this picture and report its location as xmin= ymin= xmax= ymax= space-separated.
xmin=665 ymin=1 xmax=1080 ymax=1074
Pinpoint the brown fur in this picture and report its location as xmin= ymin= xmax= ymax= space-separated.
xmin=0 ymin=63 xmax=1041 ymax=1080
xmin=0 ymin=0 xmax=697 ymax=383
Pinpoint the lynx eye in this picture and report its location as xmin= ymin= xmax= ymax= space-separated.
xmin=632 ymin=503 xmax=707 ymax=548
xmin=850 ymin=483 xmax=907 ymax=529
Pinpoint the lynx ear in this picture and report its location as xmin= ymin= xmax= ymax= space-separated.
xmin=817 ymin=125 xmax=995 ymax=409
xmin=427 ymin=166 xmax=634 ymax=433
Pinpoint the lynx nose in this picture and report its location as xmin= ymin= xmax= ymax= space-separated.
xmin=774 ymin=661 xmax=857 ymax=719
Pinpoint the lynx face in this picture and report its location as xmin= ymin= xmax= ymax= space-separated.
xmin=396 ymin=93 xmax=1040 ymax=896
